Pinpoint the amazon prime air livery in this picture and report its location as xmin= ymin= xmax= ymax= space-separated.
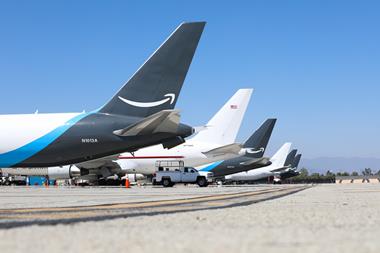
xmin=196 ymin=118 xmax=277 ymax=178
xmin=224 ymin=143 xmax=294 ymax=182
xmin=0 ymin=22 xmax=206 ymax=168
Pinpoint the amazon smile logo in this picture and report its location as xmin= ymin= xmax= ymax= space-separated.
xmin=118 ymin=93 xmax=176 ymax=108
xmin=246 ymin=147 xmax=265 ymax=154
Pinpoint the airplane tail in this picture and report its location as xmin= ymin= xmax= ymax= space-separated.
xmin=191 ymin=89 xmax=253 ymax=145
xmin=292 ymin=154 xmax=302 ymax=169
xmin=99 ymin=22 xmax=206 ymax=117
xmin=284 ymin=149 xmax=297 ymax=167
xmin=270 ymin=143 xmax=292 ymax=168
xmin=243 ymin=119 xmax=276 ymax=158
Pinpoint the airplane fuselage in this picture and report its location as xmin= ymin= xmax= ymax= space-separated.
xmin=116 ymin=140 xmax=242 ymax=175
xmin=224 ymin=163 xmax=289 ymax=181
xmin=0 ymin=112 xmax=192 ymax=168
xmin=225 ymin=166 xmax=274 ymax=181
xmin=195 ymin=155 xmax=271 ymax=178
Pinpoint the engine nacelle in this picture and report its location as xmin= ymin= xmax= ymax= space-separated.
xmin=47 ymin=165 xmax=81 ymax=180
xmin=116 ymin=159 xmax=156 ymax=175
xmin=161 ymin=136 xmax=185 ymax=149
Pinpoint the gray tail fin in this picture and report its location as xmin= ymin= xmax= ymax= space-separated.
xmin=99 ymin=22 xmax=206 ymax=117
xmin=243 ymin=119 xmax=276 ymax=158
xmin=292 ymin=154 xmax=302 ymax=169
xmin=284 ymin=149 xmax=297 ymax=167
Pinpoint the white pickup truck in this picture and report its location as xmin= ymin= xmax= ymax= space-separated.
xmin=154 ymin=166 xmax=213 ymax=187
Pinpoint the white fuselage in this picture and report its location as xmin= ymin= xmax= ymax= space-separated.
xmin=117 ymin=140 xmax=241 ymax=175
xmin=0 ymin=113 xmax=80 ymax=154
xmin=0 ymin=113 xmax=81 ymax=167
xmin=225 ymin=164 xmax=277 ymax=181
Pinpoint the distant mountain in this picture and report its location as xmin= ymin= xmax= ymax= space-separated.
xmin=300 ymin=157 xmax=380 ymax=174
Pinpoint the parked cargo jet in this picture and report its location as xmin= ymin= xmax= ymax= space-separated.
xmin=195 ymin=119 xmax=277 ymax=178
xmin=0 ymin=22 xmax=205 ymax=168
xmin=223 ymin=142 xmax=292 ymax=181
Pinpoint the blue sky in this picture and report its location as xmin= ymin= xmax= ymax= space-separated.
xmin=0 ymin=0 xmax=379 ymax=158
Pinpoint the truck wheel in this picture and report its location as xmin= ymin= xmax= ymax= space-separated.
xmin=162 ymin=178 xmax=172 ymax=187
xmin=197 ymin=177 xmax=208 ymax=187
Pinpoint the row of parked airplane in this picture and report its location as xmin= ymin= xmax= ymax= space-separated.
xmin=0 ymin=21 xmax=302 ymax=184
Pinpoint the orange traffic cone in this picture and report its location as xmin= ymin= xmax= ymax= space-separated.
xmin=125 ymin=179 xmax=130 ymax=188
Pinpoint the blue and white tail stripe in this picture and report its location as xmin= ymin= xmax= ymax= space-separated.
xmin=0 ymin=113 xmax=90 ymax=167
xmin=198 ymin=160 xmax=224 ymax=172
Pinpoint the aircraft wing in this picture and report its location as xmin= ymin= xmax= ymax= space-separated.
xmin=113 ymin=110 xmax=181 ymax=137
xmin=202 ymin=143 xmax=242 ymax=157
xmin=75 ymin=155 xmax=123 ymax=178
xmin=76 ymin=154 xmax=121 ymax=169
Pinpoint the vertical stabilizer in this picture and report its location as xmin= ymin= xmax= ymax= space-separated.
xmin=243 ymin=119 xmax=276 ymax=158
xmin=284 ymin=149 xmax=297 ymax=167
xmin=270 ymin=143 xmax=292 ymax=168
xmin=99 ymin=22 xmax=206 ymax=117
xmin=292 ymin=154 xmax=302 ymax=169
xmin=191 ymin=89 xmax=253 ymax=145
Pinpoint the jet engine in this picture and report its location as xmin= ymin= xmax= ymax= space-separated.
xmin=47 ymin=165 xmax=81 ymax=180
xmin=161 ymin=136 xmax=186 ymax=149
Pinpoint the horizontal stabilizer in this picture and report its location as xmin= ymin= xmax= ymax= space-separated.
xmin=202 ymin=143 xmax=242 ymax=157
xmin=240 ymin=157 xmax=271 ymax=167
xmin=270 ymin=166 xmax=291 ymax=173
xmin=113 ymin=110 xmax=180 ymax=137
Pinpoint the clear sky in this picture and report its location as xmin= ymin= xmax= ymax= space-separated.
xmin=0 ymin=0 xmax=379 ymax=159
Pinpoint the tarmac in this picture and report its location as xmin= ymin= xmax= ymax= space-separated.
xmin=0 ymin=184 xmax=379 ymax=253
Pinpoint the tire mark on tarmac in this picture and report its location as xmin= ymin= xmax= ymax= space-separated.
xmin=0 ymin=186 xmax=310 ymax=229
